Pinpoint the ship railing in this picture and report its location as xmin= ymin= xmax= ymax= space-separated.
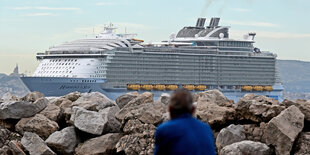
xmin=250 ymin=51 xmax=275 ymax=57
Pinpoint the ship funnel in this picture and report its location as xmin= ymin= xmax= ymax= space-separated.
xmin=209 ymin=17 xmax=220 ymax=27
xmin=196 ymin=18 xmax=206 ymax=27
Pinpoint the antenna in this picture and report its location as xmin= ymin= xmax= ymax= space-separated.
xmin=125 ymin=27 xmax=127 ymax=34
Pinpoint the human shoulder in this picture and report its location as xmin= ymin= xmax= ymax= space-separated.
xmin=192 ymin=117 xmax=213 ymax=131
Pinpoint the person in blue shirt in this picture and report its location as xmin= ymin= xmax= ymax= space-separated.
xmin=154 ymin=89 xmax=216 ymax=155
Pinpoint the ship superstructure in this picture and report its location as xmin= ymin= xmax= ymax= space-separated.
xmin=21 ymin=18 xmax=284 ymax=101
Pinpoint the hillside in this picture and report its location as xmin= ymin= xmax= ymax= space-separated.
xmin=0 ymin=74 xmax=29 ymax=97
xmin=277 ymin=60 xmax=310 ymax=93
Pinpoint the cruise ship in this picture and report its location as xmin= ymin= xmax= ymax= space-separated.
xmin=21 ymin=18 xmax=284 ymax=102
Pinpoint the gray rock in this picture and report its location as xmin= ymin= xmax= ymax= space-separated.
xmin=0 ymin=98 xmax=48 ymax=119
xmin=263 ymin=105 xmax=304 ymax=155
xmin=75 ymin=133 xmax=122 ymax=155
xmin=194 ymin=89 xmax=233 ymax=107
xmin=116 ymin=93 xmax=138 ymax=109
xmin=70 ymin=106 xmax=105 ymax=135
xmin=123 ymin=119 xmax=156 ymax=134
xmin=220 ymin=140 xmax=271 ymax=155
xmin=0 ymin=128 xmax=22 ymax=148
xmin=21 ymin=92 xmax=44 ymax=102
xmin=116 ymin=130 xmax=155 ymax=155
xmin=99 ymin=106 xmax=121 ymax=133
xmin=116 ymin=92 xmax=155 ymax=123
xmin=53 ymin=98 xmax=72 ymax=123
xmin=8 ymin=140 xmax=26 ymax=155
xmin=162 ymin=112 xmax=170 ymax=122
xmin=1 ymin=92 xmax=18 ymax=102
xmin=72 ymin=92 xmax=115 ymax=111
xmin=122 ymin=92 xmax=154 ymax=109
xmin=242 ymin=123 xmax=266 ymax=142
xmin=21 ymin=132 xmax=56 ymax=155
xmin=195 ymin=94 xmax=235 ymax=128
xmin=234 ymin=94 xmax=286 ymax=123
xmin=15 ymin=114 xmax=59 ymax=139
xmin=155 ymin=93 xmax=170 ymax=105
xmin=40 ymin=104 xmax=63 ymax=122
xmin=0 ymin=145 xmax=13 ymax=155
xmin=45 ymin=126 xmax=79 ymax=155
xmin=294 ymin=132 xmax=310 ymax=155
xmin=216 ymin=124 xmax=246 ymax=150
xmin=64 ymin=91 xmax=81 ymax=102
xmin=283 ymin=99 xmax=310 ymax=122
xmin=117 ymin=102 xmax=165 ymax=126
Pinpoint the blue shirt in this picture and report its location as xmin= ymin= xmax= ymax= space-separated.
xmin=154 ymin=114 xmax=216 ymax=155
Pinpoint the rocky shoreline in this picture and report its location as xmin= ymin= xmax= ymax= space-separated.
xmin=0 ymin=90 xmax=309 ymax=155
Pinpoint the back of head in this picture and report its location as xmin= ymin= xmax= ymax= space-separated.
xmin=169 ymin=89 xmax=194 ymax=119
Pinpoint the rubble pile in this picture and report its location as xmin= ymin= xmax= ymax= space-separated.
xmin=0 ymin=90 xmax=309 ymax=155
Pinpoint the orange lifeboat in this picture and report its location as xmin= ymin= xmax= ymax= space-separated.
xmin=166 ymin=85 xmax=178 ymax=91
xmin=263 ymin=86 xmax=273 ymax=91
xmin=241 ymin=86 xmax=253 ymax=91
xmin=195 ymin=85 xmax=207 ymax=91
xmin=183 ymin=85 xmax=195 ymax=91
xmin=141 ymin=84 xmax=153 ymax=90
xmin=253 ymin=86 xmax=263 ymax=91
xmin=154 ymin=84 xmax=166 ymax=91
xmin=127 ymin=84 xmax=140 ymax=90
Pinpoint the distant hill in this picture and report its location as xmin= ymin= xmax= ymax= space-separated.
xmin=0 ymin=74 xmax=29 ymax=97
xmin=277 ymin=60 xmax=310 ymax=93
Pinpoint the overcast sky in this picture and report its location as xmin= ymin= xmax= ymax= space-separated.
xmin=0 ymin=0 xmax=309 ymax=74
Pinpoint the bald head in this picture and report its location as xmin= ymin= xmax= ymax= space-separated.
xmin=169 ymin=89 xmax=195 ymax=119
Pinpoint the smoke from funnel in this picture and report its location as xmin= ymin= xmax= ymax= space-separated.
xmin=201 ymin=0 xmax=252 ymax=17
xmin=200 ymin=0 xmax=215 ymax=17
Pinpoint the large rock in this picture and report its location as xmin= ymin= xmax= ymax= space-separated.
xmin=0 ymin=98 xmax=48 ymax=119
xmin=234 ymin=94 xmax=286 ymax=123
xmin=64 ymin=91 xmax=81 ymax=102
xmin=75 ymin=133 xmax=122 ymax=155
xmin=1 ymin=92 xmax=18 ymax=102
xmin=40 ymin=104 xmax=63 ymax=122
xmin=21 ymin=92 xmax=44 ymax=102
xmin=216 ymin=124 xmax=246 ymax=150
xmin=15 ymin=114 xmax=59 ymax=139
xmin=194 ymin=90 xmax=233 ymax=107
xmin=220 ymin=140 xmax=271 ymax=155
xmin=21 ymin=132 xmax=56 ymax=155
xmin=116 ymin=92 xmax=158 ymax=123
xmin=242 ymin=123 xmax=266 ymax=142
xmin=8 ymin=140 xmax=26 ymax=155
xmin=123 ymin=119 xmax=156 ymax=134
xmin=116 ymin=130 xmax=155 ymax=155
xmin=122 ymin=92 xmax=154 ymax=109
xmin=263 ymin=105 xmax=304 ymax=155
xmin=283 ymin=99 xmax=310 ymax=122
xmin=45 ymin=126 xmax=79 ymax=155
xmin=195 ymin=95 xmax=235 ymax=129
xmin=99 ymin=106 xmax=121 ymax=133
xmin=294 ymin=132 xmax=310 ymax=155
xmin=70 ymin=106 xmax=105 ymax=135
xmin=53 ymin=98 xmax=73 ymax=122
xmin=116 ymin=93 xmax=138 ymax=109
xmin=0 ymin=128 xmax=22 ymax=148
xmin=117 ymin=102 xmax=166 ymax=126
xmin=155 ymin=93 xmax=170 ymax=105
xmin=72 ymin=92 xmax=115 ymax=111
